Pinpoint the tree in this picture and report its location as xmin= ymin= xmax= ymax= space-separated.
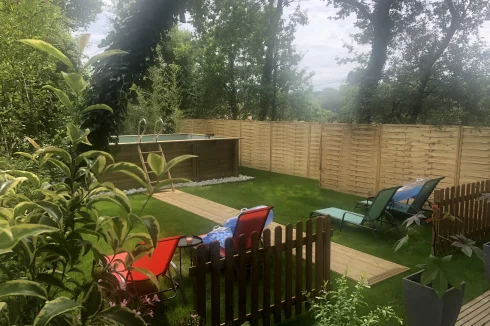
xmin=84 ymin=0 xmax=185 ymax=148
xmin=54 ymin=0 xmax=104 ymax=29
xmin=325 ymin=0 xmax=422 ymax=123
xmin=0 ymin=0 xmax=78 ymax=155
xmin=403 ymin=0 xmax=490 ymax=123
xmin=190 ymin=0 xmax=265 ymax=119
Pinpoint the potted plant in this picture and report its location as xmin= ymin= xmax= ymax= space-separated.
xmin=395 ymin=205 xmax=485 ymax=326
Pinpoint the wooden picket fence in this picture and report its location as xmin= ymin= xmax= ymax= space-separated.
xmin=189 ymin=216 xmax=332 ymax=326
xmin=433 ymin=180 xmax=490 ymax=254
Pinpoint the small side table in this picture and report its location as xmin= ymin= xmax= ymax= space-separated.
xmin=177 ymin=236 xmax=203 ymax=275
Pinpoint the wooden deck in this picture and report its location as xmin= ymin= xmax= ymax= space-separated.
xmin=153 ymin=190 xmax=409 ymax=285
xmin=457 ymin=290 xmax=490 ymax=325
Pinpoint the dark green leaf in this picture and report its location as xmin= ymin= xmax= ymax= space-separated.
xmin=0 ymin=280 xmax=47 ymax=300
xmin=81 ymin=284 xmax=102 ymax=323
xmin=141 ymin=215 xmax=159 ymax=248
xmin=33 ymin=297 xmax=79 ymax=326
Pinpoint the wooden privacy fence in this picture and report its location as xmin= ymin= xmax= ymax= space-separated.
xmin=434 ymin=180 xmax=490 ymax=254
xmin=189 ymin=216 xmax=332 ymax=326
xmin=183 ymin=119 xmax=490 ymax=197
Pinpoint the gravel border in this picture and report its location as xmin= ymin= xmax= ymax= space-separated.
xmin=123 ymin=174 xmax=254 ymax=195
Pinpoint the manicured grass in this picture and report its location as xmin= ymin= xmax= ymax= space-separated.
xmin=97 ymin=167 xmax=488 ymax=325
xmin=181 ymin=167 xmax=488 ymax=324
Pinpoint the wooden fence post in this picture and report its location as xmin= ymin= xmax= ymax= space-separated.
xmin=224 ymin=238 xmax=234 ymax=325
xmin=238 ymin=235 xmax=247 ymax=324
xmin=285 ymin=224 xmax=293 ymax=319
xmin=262 ymin=229 xmax=271 ymax=325
xmin=274 ymin=226 xmax=283 ymax=323
xmin=305 ymin=218 xmax=313 ymax=310
xmin=210 ymin=241 xmax=221 ymax=326
xmin=250 ymin=232 xmax=260 ymax=326
xmin=375 ymin=124 xmax=383 ymax=193
xmin=295 ymin=221 xmax=303 ymax=315
xmin=195 ymin=245 xmax=208 ymax=320
xmin=315 ymin=217 xmax=324 ymax=295
xmin=319 ymin=123 xmax=324 ymax=189
xmin=455 ymin=125 xmax=464 ymax=186
xmin=323 ymin=216 xmax=332 ymax=290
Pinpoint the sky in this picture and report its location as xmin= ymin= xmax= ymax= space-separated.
xmin=82 ymin=0 xmax=490 ymax=91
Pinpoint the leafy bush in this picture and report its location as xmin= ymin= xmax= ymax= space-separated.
xmin=309 ymin=275 xmax=402 ymax=326
xmin=394 ymin=206 xmax=484 ymax=297
xmin=0 ymin=37 xmax=195 ymax=326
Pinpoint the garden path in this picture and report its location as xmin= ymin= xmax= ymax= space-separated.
xmin=153 ymin=190 xmax=409 ymax=285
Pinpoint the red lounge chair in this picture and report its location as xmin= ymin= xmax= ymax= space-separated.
xmin=106 ymin=235 xmax=187 ymax=303
xmin=219 ymin=206 xmax=274 ymax=256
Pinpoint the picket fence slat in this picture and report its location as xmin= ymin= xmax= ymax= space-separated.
xmin=434 ymin=180 xmax=490 ymax=254
xmin=238 ymin=235 xmax=247 ymax=324
xmin=295 ymin=222 xmax=303 ymax=315
xmin=190 ymin=216 xmax=332 ymax=326
xmin=211 ymin=241 xmax=221 ymax=326
xmin=274 ymin=226 xmax=283 ymax=323
xmin=263 ymin=229 xmax=271 ymax=326
xmin=250 ymin=233 xmax=260 ymax=326
xmin=225 ymin=238 xmax=234 ymax=325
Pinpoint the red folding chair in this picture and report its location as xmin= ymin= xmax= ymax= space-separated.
xmin=106 ymin=235 xmax=187 ymax=303
xmin=219 ymin=206 xmax=274 ymax=256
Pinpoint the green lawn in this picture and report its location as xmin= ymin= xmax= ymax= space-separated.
xmin=98 ymin=167 xmax=488 ymax=325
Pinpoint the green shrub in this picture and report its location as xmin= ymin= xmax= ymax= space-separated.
xmin=0 ymin=37 xmax=195 ymax=326
xmin=309 ymin=275 xmax=402 ymax=326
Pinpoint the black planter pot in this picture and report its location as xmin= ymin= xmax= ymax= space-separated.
xmin=402 ymin=270 xmax=465 ymax=326
xmin=484 ymin=242 xmax=490 ymax=285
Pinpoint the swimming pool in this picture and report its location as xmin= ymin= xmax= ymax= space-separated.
xmin=115 ymin=134 xmax=221 ymax=143
xmin=106 ymin=133 xmax=240 ymax=190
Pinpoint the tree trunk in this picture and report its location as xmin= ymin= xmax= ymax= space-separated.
xmin=259 ymin=0 xmax=283 ymax=121
xmin=408 ymin=0 xmax=459 ymax=123
xmin=356 ymin=0 xmax=393 ymax=123
xmin=227 ymin=53 xmax=239 ymax=119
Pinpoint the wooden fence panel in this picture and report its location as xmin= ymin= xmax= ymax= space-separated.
xmin=189 ymin=216 xmax=332 ymax=326
xmin=214 ymin=120 xmax=241 ymax=138
xmin=379 ymin=125 xmax=459 ymax=191
xmin=241 ymin=121 xmax=271 ymax=171
xmin=182 ymin=119 xmax=490 ymax=197
xmin=459 ymin=127 xmax=490 ymax=184
xmin=182 ymin=119 xmax=195 ymax=133
xmin=271 ymin=122 xmax=310 ymax=178
xmin=320 ymin=124 xmax=378 ymax=197
xmin=320 ymin=124 xmax=347 ymax=193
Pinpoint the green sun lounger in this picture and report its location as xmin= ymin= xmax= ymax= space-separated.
xmin=310 ymin=186 xmax=402 ymax=236
xmin=355 ymin=177 xmax=445 ymax=215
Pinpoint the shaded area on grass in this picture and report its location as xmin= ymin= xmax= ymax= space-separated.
xmin=94 ymin=167 xmax=487 ymax=325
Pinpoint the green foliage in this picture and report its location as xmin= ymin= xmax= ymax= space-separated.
xmin=84 ymin=0 xmax=185 ymax=148
xmin=395 ymin=208 xmax=485 ymax=297
xmin=0 ymin=0 xmax=74 ymax=156
xmin=309 ymin=275 xmax=402 ymax=326
xmin=123 ymin=59 xmax=182 ymax=135
xmin=0 ymin=39 xmax=194 ymax=326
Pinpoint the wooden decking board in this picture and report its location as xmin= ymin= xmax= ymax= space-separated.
xmin=457 ymin=290 xmax=490 ymax=326
xmin=153 ymin=190 xmax=409 ymax=285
